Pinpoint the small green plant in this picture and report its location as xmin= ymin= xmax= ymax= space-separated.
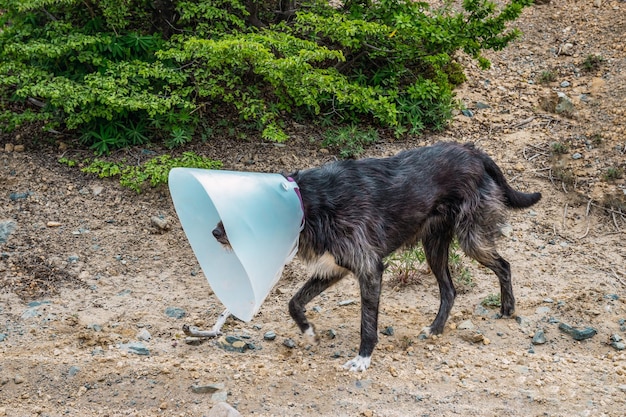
xmin=80 ymin=152 xmax=222 ymax=193
xmin=582 ymin=54 xmax=605 ymax=72
xmin=550 ymin=141 xmax=569 ymax=155
xmin=58 ymin=157 xmax=78 ymax=167
xmin=603 ymin=167 xmax=624 ymax=182
xmin=538 ymin=70 xmax=557 ymax=84
xmin=386 ymin=245 xmax=427 ymax=285
xmin=322 ymin=125 xmax=379 ymax=159
xmin=481 ymin=293 xmax=501 ymax=309
xmin=552 ymin=166 xmax=576 ymax=186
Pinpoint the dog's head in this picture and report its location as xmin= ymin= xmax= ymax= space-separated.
xmin=212 ymin=220 xmax=232 ymax=251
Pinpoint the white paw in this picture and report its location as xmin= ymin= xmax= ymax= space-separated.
xmin=304 ymin=326 xmax=318 ymax=344
xmin=343 ymin=355 xmax=371 ymax=372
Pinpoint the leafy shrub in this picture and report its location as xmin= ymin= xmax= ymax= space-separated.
xmin=61 ymin=152 xmax=222 ymax=192
xmin=1 ymin=0 xmax=531 ymax=152
xmin=322 ymin=125 xmax=378 ymax=158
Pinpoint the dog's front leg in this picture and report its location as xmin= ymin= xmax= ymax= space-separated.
xmin=289 ymin=272 xmax=346 ymax=344
xmin=343 ymin=269 xmax=383 ymax=372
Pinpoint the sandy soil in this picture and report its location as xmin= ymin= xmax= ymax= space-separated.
xmin=1 ymin=1 xmax=625 ymax=416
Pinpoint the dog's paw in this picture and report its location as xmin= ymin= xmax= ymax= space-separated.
xmin=419 ymin=326 xmax=433 ymax=339
xmin=303 ymin=325 xmax=319 ymax=345
xmin=343 ymin=355 xmax=371 ymax=372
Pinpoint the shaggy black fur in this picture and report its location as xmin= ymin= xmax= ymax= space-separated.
xmin=214 ymin=141 xmax=541 ymax=371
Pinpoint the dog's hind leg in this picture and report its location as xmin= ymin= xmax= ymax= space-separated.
xmin=343 ymin=260 xmax=385 ymax=372
xmin=466 ymin=249 xmax=515 ymax=317
xmin=421 ymin=228 xmax=456 ymax=337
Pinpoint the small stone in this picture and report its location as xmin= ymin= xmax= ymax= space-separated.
xmin=137 ymin=329 xmax=152 ymax=341
xmin=475 ymin=102 xmax=490 ymax=109
xmin=389 ymin=366 xmax=398 ymax=377
xmin=457 ymin=320 xmax=476 ymax=330
xmin=191 ymin=383 xmax=225 ymax=394
xmin=381 ymin=326 xmax=394 ymax=336
xmin=92 ymin=186 xmax=104 ymax=196
xmin=14 ymin=375 xmax=25 ymax=384
xmin=0 ymin=220 xmax=16 ymax=244
xmin=46 ymin=221 xmax=62 ymax=227
xmin=151 ymin=216 xmax=170 ymax=231
xmin=558 ymin=323 xmax=597 ymax=341
xmin=327 ymin=329 xmax=337 ymax=339
xmin=4 ymin=143 xmax=14 ymax=152
xmin=283 ymin=338 xmax=296 ymax=348
xmin=263 ymin=331 xmax=276 ymax=341
xmin=208 ymin=401 xmax=242 ymax=417
xmin=459 ymin=330 xmax=484 ymax=343
xmin=0 ymin=334 xmax=7 ymax=342
xmin=119 ymin=342 xmax=150 ymax=356
xmin=68 ymin=366 xmax=80 ymax=377
xmin=610 ymin=334 xmax=625 ymax=351
xmin=532 ymin=329 xmax=547 ymax=345
xmin=165 ymin=307 xmax=186 ymax=319
xmin=461 ymin=109 xmax=474 ymax=117
xmin=572 ymin=152 xmax=582 ymax=160
xmin=9 ymin=192 xmax=30 ymax=201
xmin=216 ymin=336 xmax=252 ymax=353
xmin=500 ymin=223 xmax=513 ymax=238
xmin=560 ymin=81 xmax=571 ymax=88
xmin=338 ymin=300 xmax=356 ymax=306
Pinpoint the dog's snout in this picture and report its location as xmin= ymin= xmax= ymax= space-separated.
xmin=212 ymin=227 xmax=223 ymax=239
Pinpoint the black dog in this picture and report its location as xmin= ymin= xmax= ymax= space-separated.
xmin=213 ymin=142 xmax=541 ymax=371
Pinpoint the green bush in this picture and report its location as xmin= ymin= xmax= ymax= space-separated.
xmin=1 ymin=0 xmax=531 ymax=153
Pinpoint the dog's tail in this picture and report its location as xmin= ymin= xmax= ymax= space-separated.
xmin=472 ymin=145 xmax=542 ymax=209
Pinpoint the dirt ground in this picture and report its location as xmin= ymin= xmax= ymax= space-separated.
xmin=1 ymin=0 xmax=625 ymax=416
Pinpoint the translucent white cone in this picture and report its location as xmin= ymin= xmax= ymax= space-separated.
xmin=168 ymin=168 xmax=304 ymax=322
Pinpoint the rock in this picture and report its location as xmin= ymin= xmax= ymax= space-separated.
xmin=282 ymin=338 xmax=296 ymax=348
xmin=216 ymin=335 xmax=253 ymax=353
xmin=119 ymin=342 xmax=150 ymax=356
xmin=457 ymin=320 xmax=476 ymax=330
xmin=208 ymin=402 xmax=242 ymax=417
xmin=327 ymin=329 xmax=337 ymax=339
xmin=151 ymin=216 xmax=170 ymax=231
xmin=560 ymin=43 xmax=574 ymax=56
xmin=381 ymin=326 xmax=394 ymax=336
xmin=500 ymin=223 xmax=513 ymax=238
xmin=560 ymin=81 xmax=570 ymax=88
xmin=137 ymin=329 xmax=152 ymax=341
xmin=338 ymin=300 xmax=356 ymax=306
xmin=532 ymin=329 xmax=547 ymax=345
xmin=558 ymin=323 xmax=597 ymax=341
xmin=46 ymin=221 xmax=62 ymax=227
xmin=572 ymin=152 xmax=582 ymax=160
xmin=555 ymin=92 xmax=575 ymax=116
xmin=191 ymin=383 xmax=225 ymax=394
xmin=9 ymin=192 xmax=31 ymax=201
xmin=0 ymin=334 xmax=7 ymax=342
xmin=165 ymin=307 xmax=186 ymax=319
xmin=461 ymin=109 xmax=474 ymax=117
xmin=13 ymin=375 xmax=25 ymax=384
xmin=68 ymin=366 xmax=80 ymax=377
xmin=0 ymin=220 xmax=16 ymax=244
xmin=4 ymin=143 xmax=14 ymax=152
xmin=610 ymin=334 xmax=625 ymax=351
xmin=459 ymin=330 xmax=484 ymax=344
xmin=263 ymin=331 xmax=276 ymax=341
xmin=475 ymin=102 xmax=490 ymax=109
xmin=92 ymin=185 xmax=104 ymax=196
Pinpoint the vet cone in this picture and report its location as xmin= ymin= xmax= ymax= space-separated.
xmin=168 ymin=168 xmax=304 ymax=322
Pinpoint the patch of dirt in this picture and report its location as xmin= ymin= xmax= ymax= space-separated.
xmin=1 ymin=1 xmax=625 ymax=416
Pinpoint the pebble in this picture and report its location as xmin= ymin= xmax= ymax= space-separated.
xmin=560 ymin=81 xmax=571 ymax=88
xmin=572 ymin=152 xmax=583 ymax=160
xmin=457 ymin=320 xmax=476 ymax=330
xmin=532 ymin=329 xmax=547 ymax=345
xmin=9 ymin=191 xmax=31 ymax=201
xmin=263 ymin=331 xmax=276 ymax=341
xmin=165 ymin=307 xmax=186 ymax=319
xmin=208 ymin=401 xmax=242 ymax=417
xmin=381 ymin=326 xmax=394 ymax=336
xmin=14 ymin=375 xmax=25 ymax=384
xmin=558 ymin=323 xmax=597 ymax=341
xmin=68 ymin=366 xmax=80 ymax=377
xmin=191 ymin=383 xmax=225 ymax=394
xmin=151 ymin=216 xmax=170 ymax=231
xmin=338 ymin=300 xmax=356 ymax=306
xmin=459 ymin=330 xmax=484 ymax=344
xmin=119 ymin=342 xmax=150 ymax=356
xmin=328 ymin=329 xmax=337 ymax=339
xmin=137 ymin=329 xmax=152 ymax=341
xmin=216 ymin=336 xmax=252 ymax=353
xmin=0 ymin=220 xmax=16 ymax=244
xmin=46 ymin=221 xmax=62 ymax=227
xmin=0 ymin=333 xmax=7 ymax=342
xmin=283 ymin=338 xmax=296 ymax=348
xmin=610 ymin=334 xmax=625 ymax=351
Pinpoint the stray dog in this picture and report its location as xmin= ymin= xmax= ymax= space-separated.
xmin=211 ymin=142 xmax=541 ymax=371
